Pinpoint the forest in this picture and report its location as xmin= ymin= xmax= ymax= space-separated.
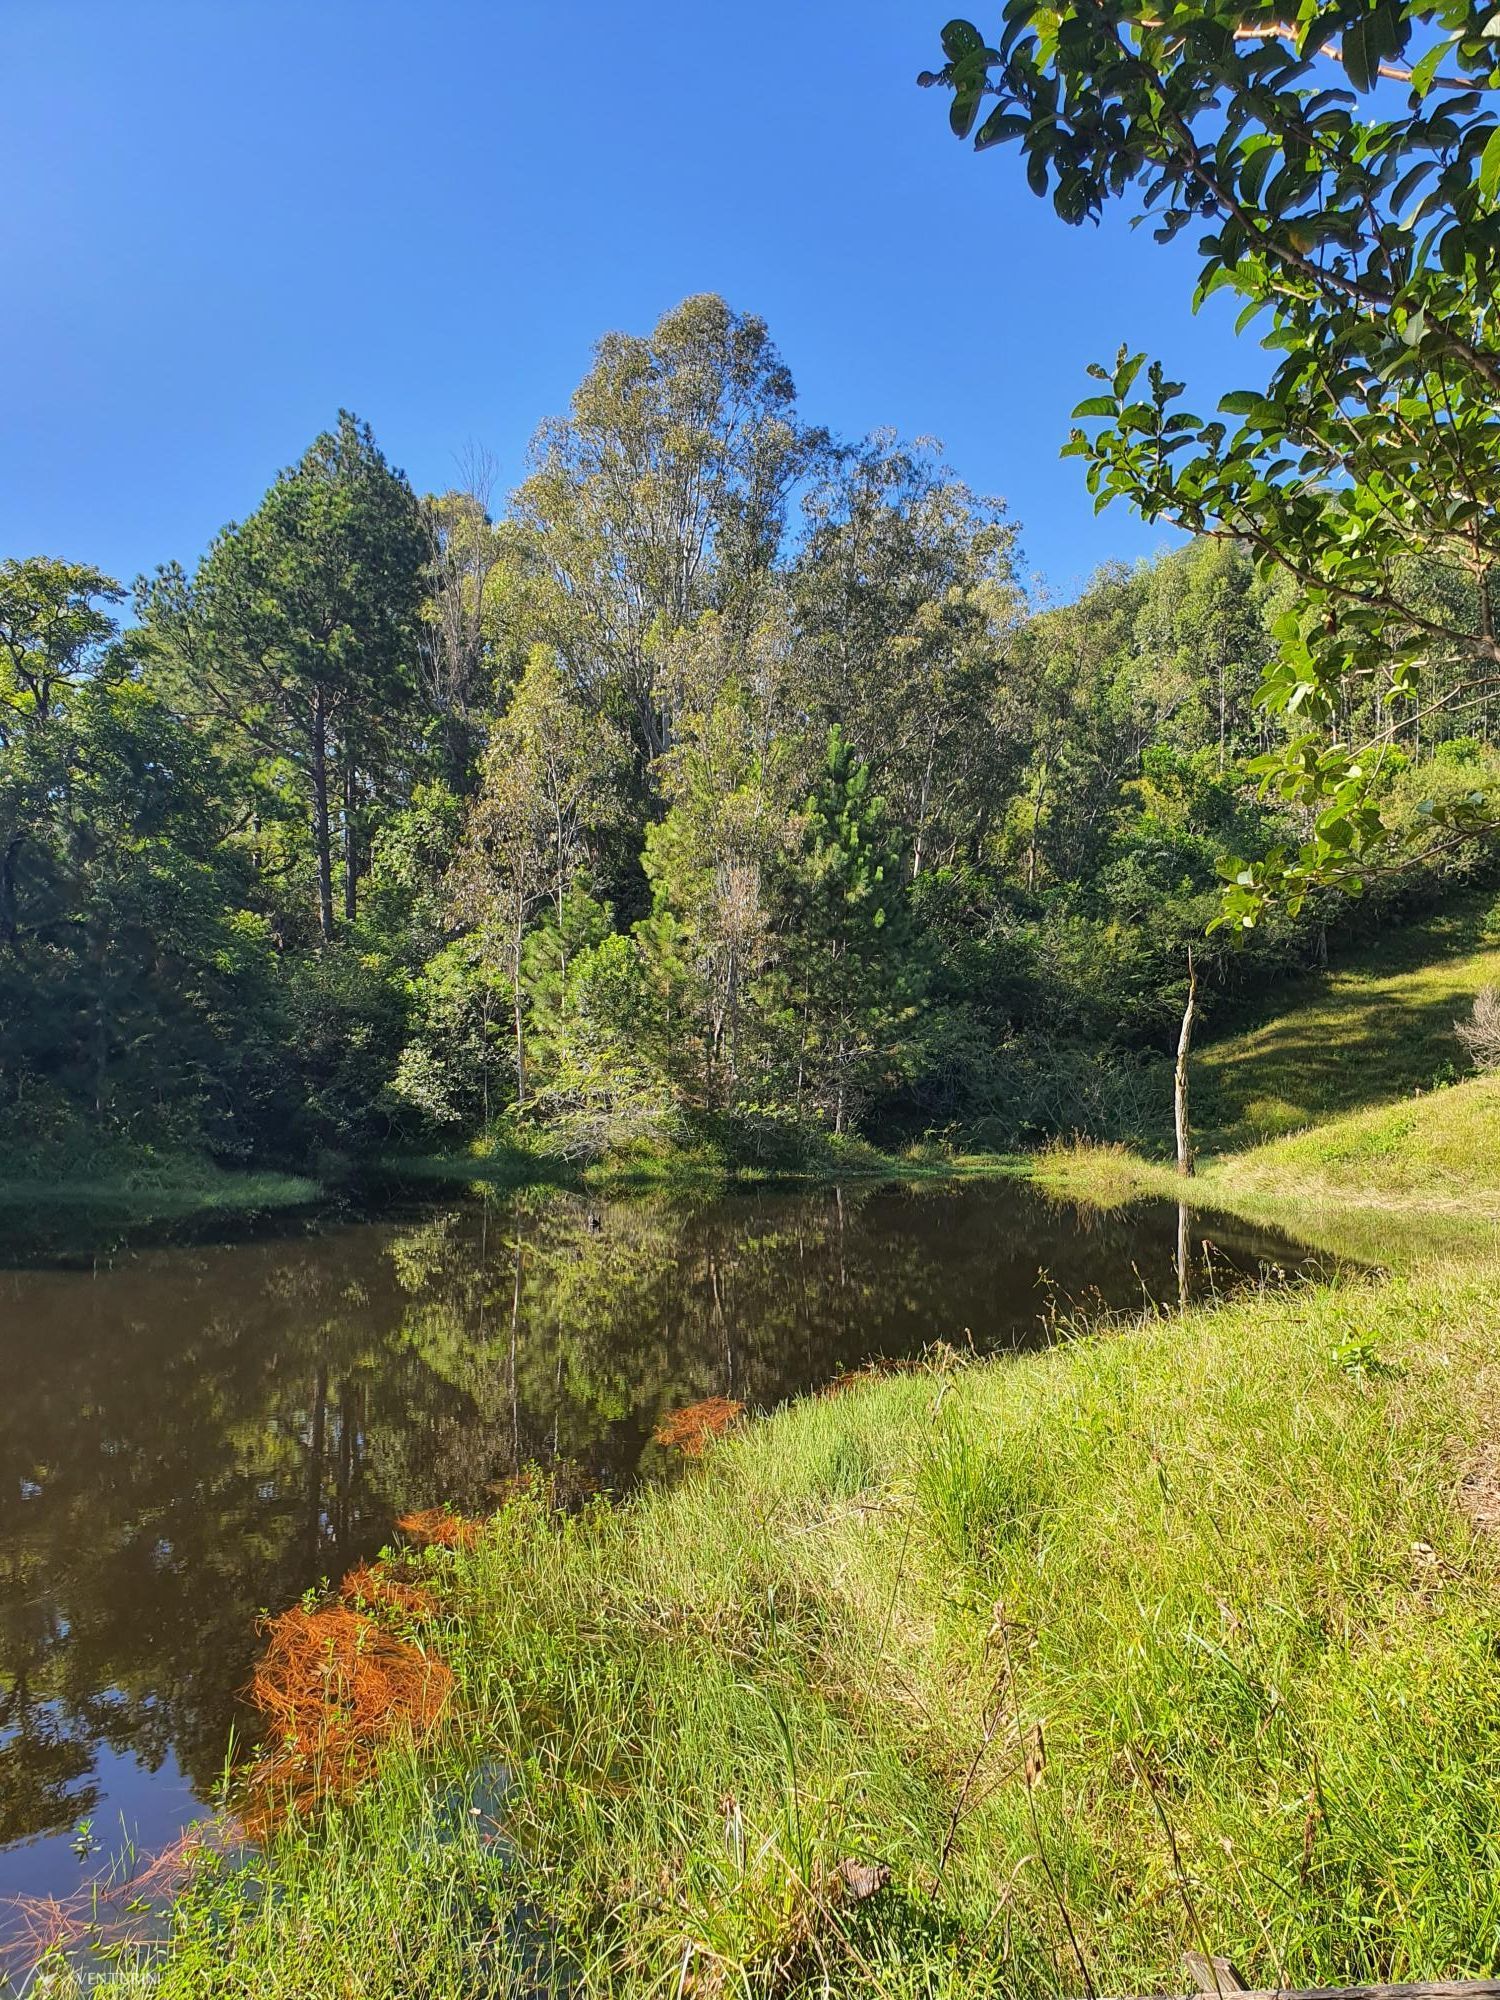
xmin=4 ymin=292 xmax=1496 ymax=1185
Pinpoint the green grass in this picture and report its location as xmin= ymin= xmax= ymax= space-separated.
xmin=392 ymin=1132 xmax=1026 ymax=1195
xmin=86 ymin=1251 xmax=1500 ymax=1997
xmin=1197 ymin=894 xmax=1500 ymax=1152
xmin=0 ymin=1158 xmax=319 ymax=1257
xmin=66 ymin=908 xmax=1500 ymax=1997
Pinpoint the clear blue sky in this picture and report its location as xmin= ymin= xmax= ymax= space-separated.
xmin=3 ymin=1 xmax=1259 ymax=600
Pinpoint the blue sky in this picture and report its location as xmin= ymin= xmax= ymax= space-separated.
xmin=3 ymin=1 xmax=1260 ymax=600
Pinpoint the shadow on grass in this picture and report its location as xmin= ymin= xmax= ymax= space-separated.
xmin=1198 ymin=972 xmax=1492 ymax=1151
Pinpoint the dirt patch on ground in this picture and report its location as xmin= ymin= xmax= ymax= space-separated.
xmin=1459 ymin=1439 xmax=1500 ymax=1536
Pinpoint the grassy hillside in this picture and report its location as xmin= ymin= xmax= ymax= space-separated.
xmin=75 ymin=910 xmax=1500 ymax=2000
xmin=1197 ymin=895 xmax=1500 ymax=1152
xmin=1035 ymin=901 xmax=1500 ymax=1263
xmin=105 ymin=1247 xmax=1500 ymax=1999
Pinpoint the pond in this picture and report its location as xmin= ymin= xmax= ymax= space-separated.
xmin=0 ymin=1175 xmax=1334 ymax=1962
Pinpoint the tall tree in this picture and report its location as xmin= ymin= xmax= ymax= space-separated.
xmin=143 ymin=413 xmax=427 ymax=941
xmin=448 ymin=651 xmax=626 ymax=1111
xmin=0 ymin=559 xmax=125 ymax=946
xmin=784 ymin=727 xmax=925 ymax=1135
xmin=515 ymin=294 xmax=822 ymax=769
xmin=419 ymin=452 xmax=510 ymax=795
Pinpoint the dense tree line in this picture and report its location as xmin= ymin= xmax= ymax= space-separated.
xmin=3 ymin=296 xmax=1494 ymax=1176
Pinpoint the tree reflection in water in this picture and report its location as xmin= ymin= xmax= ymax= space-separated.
xmin=0 ymin=1179 xmax=1330 ymax=1914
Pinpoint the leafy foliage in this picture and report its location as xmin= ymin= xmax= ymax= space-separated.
xmin=4 ymin=297 xmax=1498 ymax=1177
xmin=924 ymin=0 xmax=1500 ymax=919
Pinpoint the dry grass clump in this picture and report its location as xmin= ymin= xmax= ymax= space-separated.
xmin=820 ymin=1357 xmax=926 ymax=1399
xmin=338 ymin=1560 xmax=438 ymax=1620
xmin=1456 ymin=985 xmax=1500 ymax=1071
xmin=395 ymin=1505 xmax=486 ymax=1550
xmin=653 ymin=1395 xmax=744 ymax=1455
xmin=243 ymin=1604 xmax=452 ymax=1833
xmin=0 ymin=1823 xmax=236 ymax=1986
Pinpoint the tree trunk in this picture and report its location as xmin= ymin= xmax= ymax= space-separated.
xmin=311 ymin=688 xmax=335 ymax=944
xmin=726 ymin=940 xmax=740 ymax=1101
xmin=342 ymin=759 xmax=358 ymax=923
xmin=0 ymin=835 xmax=20 ymax=945
xmin=1175 ymin=947 xmax=1198 ymax=1178
xmin=512 ymin=921 xmax=527 ymax=1113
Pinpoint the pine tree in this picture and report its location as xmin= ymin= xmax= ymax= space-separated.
xmin=786 ymin=726 xmax=924 ymax=1135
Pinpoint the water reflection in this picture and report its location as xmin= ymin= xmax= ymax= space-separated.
xmin=0 ymin=1177 xmax=1330 ymax=1930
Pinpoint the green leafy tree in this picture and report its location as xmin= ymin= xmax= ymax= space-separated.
xmin=447 ymin=651 xmax=627 ymax=1113
xmin=515 ymin=294 xmax=822 ymax=770
xmin=784 ymin=727 xmax=926 ymax=1134
xmin=0 ymin=558 xmax=126 ymax=945
xmin=925 ymin=2 xmax=1500 ymax=919
xmin=143 ymin=413 xmax=427 ymax=941
xmin=792 ymin=437 xmax=1023 ymax=876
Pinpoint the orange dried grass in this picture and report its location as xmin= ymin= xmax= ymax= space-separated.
xmin=338 ymin=1560 xmax=437 ymax=1619
xmin=395 ymin=1505 xmax=486 ymax=1550
xmin=242 ymin=1603 xmax=451 ymax=1833
xmin=653 ymin=1396 xmax=745 ymax=1456
xmin=819 ymin=1357 xmax=925 ymax=1399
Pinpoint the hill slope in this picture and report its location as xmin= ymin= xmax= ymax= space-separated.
xmin=1197 ymin=896 xmax=1500 ymax=1152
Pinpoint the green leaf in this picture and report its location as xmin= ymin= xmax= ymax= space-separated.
xmin=975 ymin=108 xmax=1030 ymax=148
xmin=1479 ymin=123 xmax=1500 ymax=201
xmin=1342 ymin=14 xmax=1377 ymax=92
xmin=941 ymin=19 xmax=986 ymax=60
xmin=950 ymin=89 xmax=983 ymax=139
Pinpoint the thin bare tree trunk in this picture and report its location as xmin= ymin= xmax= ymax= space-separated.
xmin=1175 ymin=948 xmax=1198 ymax=1178
xmin=342 ymin=760 xmax=358 ymax=923
xmin=311 ymin=688 xmax=335 ymax=944
xmin=512 ymin=917 xmax=527 ymax=1113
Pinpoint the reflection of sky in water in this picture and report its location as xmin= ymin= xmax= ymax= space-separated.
xmin=0 ymin=1710 xmax=199 ymax=1904
xmin=0 ymin=1181 xmax=1336 ymax=1944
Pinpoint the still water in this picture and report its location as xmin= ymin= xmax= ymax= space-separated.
xmin=0 ymin=1176 xmax=1331 ymax=1944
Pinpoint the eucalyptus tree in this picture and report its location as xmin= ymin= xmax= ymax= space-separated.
xmin=514 ymin=294 xmax=824 ymax=771
xmin=641 ymin=683 xmax=795 ymax=1107
xmin=791 ymin=437 xmax=1023 ymax=876
xmin=924 ymin=0 xmax=1500 ymax=919
xmin=448 ymin=651 xmax=627 ymax=1112
xmin=142 ymin=413 xmax=427 ymax=941
xmin=419 ymin=454 xmax=514 ymax=795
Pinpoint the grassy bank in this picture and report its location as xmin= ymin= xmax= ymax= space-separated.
xmin=1033 ymin=898 xmax=1500 ymax=1264
xmin=90 ymin=1242 xmax=1500 ymax=1997
xmin=1197 ymin=893 xmax=1500 ymax=1153
xmin=0 ymin=1155 xmax=320 ymax=1252
xmin=62 ymin=921 xmax=1500 ymax=1997
xmin=390 ymin=1130 xmax=1026 ymax=1195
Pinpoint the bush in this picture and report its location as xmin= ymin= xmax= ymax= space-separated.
xmin=1456 ymin=985 xmax=1500 ymax=1073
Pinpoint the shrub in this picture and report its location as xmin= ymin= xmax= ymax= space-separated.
xmin=1456 ymin=985 xmax=1500 ymax=1073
